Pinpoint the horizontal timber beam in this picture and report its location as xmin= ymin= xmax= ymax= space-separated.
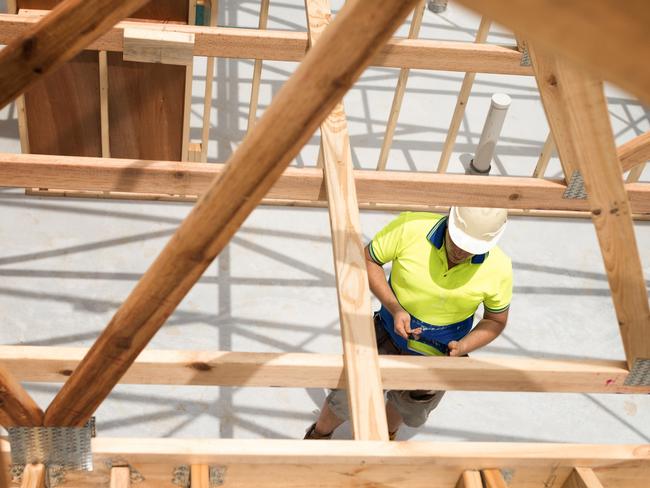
xmin=0 ymin=346 xmax=646 ymax=393
xmin=0 ymin=438 xmax=647 ymax=488
xmin=2 ymin=153 xmax=649 ymax=213
xmin=0 ymin=12 xmax=532 ymax=75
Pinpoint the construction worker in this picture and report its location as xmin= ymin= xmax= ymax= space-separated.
xmin=305 ymin=207 xmax=512 ymax=440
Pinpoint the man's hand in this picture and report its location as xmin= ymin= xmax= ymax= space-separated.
xmin=447 ymin=340 xmax=465 ymax=357
xmin=392 ymin=308 xmax=422 ymax=340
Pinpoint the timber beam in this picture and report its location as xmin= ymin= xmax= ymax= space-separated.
xmin=0 ymin=0 xmax=150 ymax=109
xmin=0 ymin=346 xmax=647 ymax=394
xmin=41 ymin=0 xmax=421 ymax=428
xmin=0 ymin=12 xmax=532 ymax=75
xmin=1 ymin=154 xmax=649 ymax=214
xmin=0 ymin=438 xmax=648 ymax=487
xmin=0 ymin=365 xmax=43 ymax=427
xmin=531 ymin=48 xmax=650 ymax=369
xmin=454 ymin=0 xmax=650 ymax=106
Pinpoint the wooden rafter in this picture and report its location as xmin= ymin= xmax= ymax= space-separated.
xmin=2 ymin=154 xmax=649 ymax=214
xmin=531 ymin=48 xmax=650 ymax=369
xmin=2 ymin=346 xmax=647 ymax=394
xmin=305 ymin=0 xmax=388 ymax=441
xmin=0 ymin=12 xmax=531 ymax=75
xmin=618 ymin=131 xmax=650 ymax=173
xmin=0 ymin=0 xmax=150 ymax=109
xmin=42 ymin=0 xmax=420 ymax=427
xmin=0 ymin=365 xmax=43 ymax=427
xmin=454 ymin=0 xmax=650 ymax=106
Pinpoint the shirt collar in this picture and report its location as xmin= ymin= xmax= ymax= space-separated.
xmin=426 ymin=216 xmax=487 ymax=265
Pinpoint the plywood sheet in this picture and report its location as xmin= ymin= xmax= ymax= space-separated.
xmin=18 ymin=0 xmax=189 ymax=161
xmin=19 ymin=0 xmax=101 ymax=156
xmin=107 ymin=1 xmax=189 ymax=161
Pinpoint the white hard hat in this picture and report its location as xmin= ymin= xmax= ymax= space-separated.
xmin=448 ymin=206 xmax=508 ymax=255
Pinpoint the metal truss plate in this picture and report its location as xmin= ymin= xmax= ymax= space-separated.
xmin=8 ymin=418 xmax=95 ymax=471
xmin=563 ymin=170 xmax=588 ymax=200
xmin=624 ymin=358 xmax=650 ymax=386
xmin=520 ymin=45 xmax=531 ymax=66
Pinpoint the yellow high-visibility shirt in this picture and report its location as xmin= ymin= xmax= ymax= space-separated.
xmin=368 ymin=212 xmax=512 ymax=325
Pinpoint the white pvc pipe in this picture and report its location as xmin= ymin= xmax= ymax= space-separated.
xmin=470 ymin=93 xmax=511 ymax=175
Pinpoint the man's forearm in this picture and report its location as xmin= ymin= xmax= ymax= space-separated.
xmin=458 ymin=318 xmax=505 ymax=354
xmin=364 ymin=246 xmax=403 ymax=314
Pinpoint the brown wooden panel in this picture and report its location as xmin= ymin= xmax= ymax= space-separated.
xmin=107 ymin=0 xmax=189 ymax=161
xmin=18 ymin=0 xmax=189 ymax=161
xmin=19 ymin=0 xmax=102 ymax=156
xmin=22 ymin=49 xmax=102 ymax=156
xmin=107 ymin=55 xmax=186 ymax=160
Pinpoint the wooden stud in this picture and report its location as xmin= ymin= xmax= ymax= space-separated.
xmin=618 ymin=131 xmax=650 ymax=173
xmin=0 ymin=365 xmax=43 ymax=427
xmin=437 ymin=17 xmax=491 ymax=173
xmin=453 ymin=0 xmax=650 ymax=106
xmin=2 ymin=154 xmax=650 ymax=214
xmin=529 ymin=50 xmax=577 ymax=183
xmin=532 ymin=132 xmax=554 ymax=178
xmin=0 ymin=13 xmax=532 ymax=75
xmin=455 ymin=470 xmax=482 ymax=488
xmin=376 ymin=0 xmax=426 ymax=171
xmin=305 ymin=0 xmax=388 ymax=441
xmin=110 ymin=466 xmax=131 ymax=488
xmin=123 ymin=28 xmax=195 ymax=66
xmin=188 ymin=142 xmax=203 ymax=162
xmin=181 ymin=0 xmax=198 ymax=162
xmin=0 ymin=0 xmax=150 ymax=110
xmin=15 ymin=96 xmax=30 ymax=154
xmin=531 ymin=48 xmax=650 ymax=369
xmin=2 ymin=345 xmax=648 ymax=394
xmin=562 ymin=467 xmax=605 ymax=488
xmin=247 ymin=0 xmax=270 ymax=132
xmin=191 ymin=464 xmax=209 ymax=488
xmin=200 ymin=0 xmax=219 ymax=162
xmin=626 ymin=163 xmax=645 ymax=183
xmin=20 ymin=464 xmax=45 ymax=488
xmin=482 ymin=469 xmax=508 ymax=488
xmin=42 ymin=0 xmax=421 ymax=427
xmin=99 ymin=50 xmax=110 ymax=158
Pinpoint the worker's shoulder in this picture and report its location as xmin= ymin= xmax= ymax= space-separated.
xmin=484 ymin=246 xmax=512 ymax=273
xmin=392 ymin=211 xmax=444 ymax=230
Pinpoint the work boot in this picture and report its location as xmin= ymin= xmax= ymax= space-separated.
xmin=304 ymin=422 xmax=333 ymax=440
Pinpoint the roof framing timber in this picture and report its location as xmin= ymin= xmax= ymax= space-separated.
xmin=1 ymin=153 xmax=648 ymax=214
xmin=305 ymin=0 xmax=387 ymax=441
xmin=0 ymin=0 xmax=150 ymax=109
xmin=531 ymin=47 xmax=650 ymax=369
xmin=0 ymin=365 xmax=43 ymax=427
xmin=0 ymin=345 xmax=647 ymax=394
xmin=42 ymin=0 xmax=421 ymax=428
xmin=0 ymin=12 xmax=532 ymax=75
xmin=454 ymin=0 xmax=650 ymax=106
xmin=0 ymin=438 xmax=647 ymax=487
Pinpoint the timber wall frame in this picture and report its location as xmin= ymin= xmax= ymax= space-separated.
xmin=0 ymin=1 xmax=649 ymax=487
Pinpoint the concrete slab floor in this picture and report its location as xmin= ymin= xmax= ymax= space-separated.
xmin=0 ymin=0 xmax=648 ymax=443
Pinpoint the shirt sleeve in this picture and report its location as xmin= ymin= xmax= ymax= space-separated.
xmin=368 ymin=212 xmax=409 ymax=265
xmin=484 ymin=262 xmax=513 ymax=313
